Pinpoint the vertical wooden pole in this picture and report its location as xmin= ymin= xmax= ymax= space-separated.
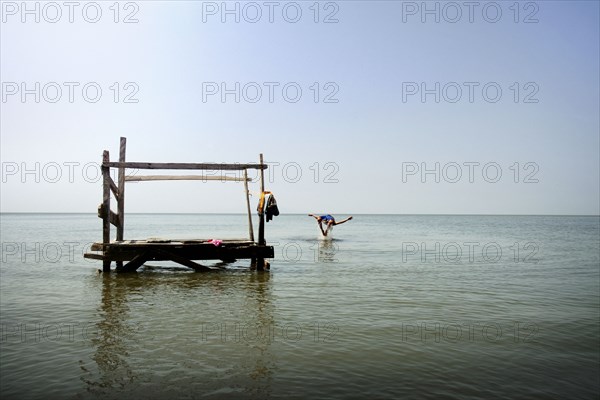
xmin=117 ymin=137 xmax=126 ymax=241
xmin=102 ymin=150 xmax=111 ymax=272
xmin=257 ymin=154 xmax=265 ymax=271
xmin=258 ymin=154 xmax=265 ymax=246
xmin=115 ymin=138 xmax=126 ymax=271
xmin=244 ymin=168 xmax=254 ymax=242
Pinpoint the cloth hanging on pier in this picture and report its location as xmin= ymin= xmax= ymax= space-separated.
xmin=265 ymin=194 xmax=279 ymax=222
xmin=257 ymin=191 xmax=272 ymax=215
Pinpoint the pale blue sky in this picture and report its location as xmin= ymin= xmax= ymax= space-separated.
xmin=1 ymin=1 xmax=599 ymax=214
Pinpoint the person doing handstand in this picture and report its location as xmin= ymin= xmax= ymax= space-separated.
xmin=308 ymin=214 xmax=353 ymax=237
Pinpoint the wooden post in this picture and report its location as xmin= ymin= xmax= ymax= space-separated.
xmin=257 ymin=154 xmax=265 ymax=271
xmin=102 ymin=150 xmax=111 ymax=272
xmin=117 ymin=137 xmax=126 ymax=241
xmin=115 ymin=138 xmax=126 ymax=270
xmin=258 ymin=154 xmax=265 ymax=246
xmin=244 ymin=169 xmax=254 ymax=242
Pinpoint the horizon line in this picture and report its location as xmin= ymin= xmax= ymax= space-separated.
xmin=1 ymin=212 xmax=599 ymax=217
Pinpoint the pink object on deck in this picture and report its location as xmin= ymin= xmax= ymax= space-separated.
xmin=207 ymin=239 xmax=223 ymax=246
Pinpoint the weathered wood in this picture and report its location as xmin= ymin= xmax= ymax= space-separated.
xmin=90 ymin=138 xmax=274 ymax=273
xmin=244 ymin=169 xmax=255 ymax=242
xmin=103 ymin=260 xmax=112 ymax=271
xmin=125 ymin=175 xmax=249 ymax=182
xmin=116 ymin=137 xmax=126 ymax=241
xmin=109 ymin=210 xmax=119 ymax=227
xmin=84 ymin=253 xmax=105 ymax=260
xmin=84 ymin=240 xmax=274 ymax=262
xmin=116 ymin=252 xmax=151 ymax=273
xmin=108 ymin=176 xmax=119 ymax=202
xmin=257 ymin=154 xmax=266 ymax=271
xmin=105 ymin=162 xmax=267 ymax=170
xmin=102 ymin=151 xmax=111 ymax=272
xmin=258 ymin=154 xmax=266 ymax=246
xmin=89 ymin=238 xmax=255 ymax=251
xmin=152 ymin=249 xmax=213 ymax=272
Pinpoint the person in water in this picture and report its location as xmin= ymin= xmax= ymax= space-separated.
xmin=308 ymin=214 xmax=353 ymax=237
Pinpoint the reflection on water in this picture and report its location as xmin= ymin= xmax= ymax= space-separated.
xmin=80 ymin=274 xmax=136 ymax=395
xmin=243 ymin=273 xmax=274 ymax=397
xmin=81 ymin=271 xmax=274 ymax=398
xmin=317 ymin=239 xmax=339 ymax=263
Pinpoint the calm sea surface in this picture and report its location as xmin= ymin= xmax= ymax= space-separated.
xmin=1 ymin=214 xmax=599 ymax=399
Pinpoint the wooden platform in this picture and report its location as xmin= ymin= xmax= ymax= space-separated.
xmin=85 ymin=137 xmax=275 ymax=273
xmin=85 ymin=239 xmax=274 ymax=272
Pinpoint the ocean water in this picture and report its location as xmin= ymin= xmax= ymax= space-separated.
xmin=0 ymin=213 xmax=598 ymax=399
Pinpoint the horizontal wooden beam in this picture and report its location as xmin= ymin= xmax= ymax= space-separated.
xmin=125 ymin=175 xmax=250 ymax=182
xmin=104 ymin=162 xmax=267 ymax=171
xmin=83 ymin=252 xmax=105 ymax=260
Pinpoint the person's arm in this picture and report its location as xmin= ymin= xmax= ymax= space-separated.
xmin=333 ymin=216 xmax=353 ymax=225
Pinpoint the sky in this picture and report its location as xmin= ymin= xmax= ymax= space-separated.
xmin=1 ymin=0 xmax=599 ymax=214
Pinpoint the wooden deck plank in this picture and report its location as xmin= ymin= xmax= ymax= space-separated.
xmin=85 ymin=240 xmax=274 ymax=262
xmin=89 ymin=239 xmax=255 ymax=251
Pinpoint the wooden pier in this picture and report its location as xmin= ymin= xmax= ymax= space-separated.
xmin=83 ymin=137 xmax=274 ymax=272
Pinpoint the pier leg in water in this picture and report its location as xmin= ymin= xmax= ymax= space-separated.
xmin=251 ymin=258 xmax=269 ymax=271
